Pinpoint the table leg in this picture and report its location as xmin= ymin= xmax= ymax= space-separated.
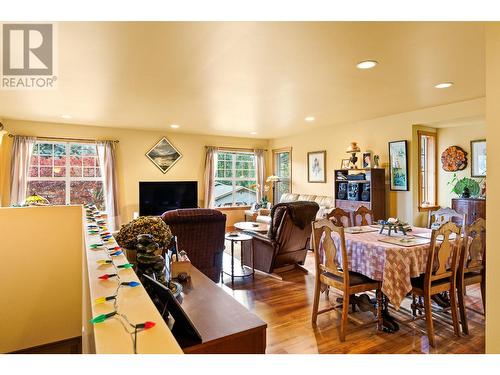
xmin=251 ymin=240 xmax=255 ymax=279
xmin=231 ymin=240 xmax=235 ymax=288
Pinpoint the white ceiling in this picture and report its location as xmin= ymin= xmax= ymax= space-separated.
xmin=0 ymin=22 xmax=486 ymax=138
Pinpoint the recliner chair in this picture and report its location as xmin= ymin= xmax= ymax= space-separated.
xmin=161 ymin=209 xmax=226 ymax=283
xmin=242 ymin=201 xmax=319 ymax=274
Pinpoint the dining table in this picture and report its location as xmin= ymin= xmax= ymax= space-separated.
xmin=325 ymin=225 xmax=443 ymax=310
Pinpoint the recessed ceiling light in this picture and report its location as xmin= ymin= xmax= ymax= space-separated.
xmin=305 ymin=116 xmax=315 ymax=122
xmin=434 ymin=82 xmax=454 ymax=89
xmin=356 ymin=60 xmax=378 ymax=69
xmin=250 ymin=131 xmax=257 ymax=135
xmin=61 ymin=114 xmax=72 ymax=119
xmin=170 ymin=124 xmax=180 ymax=129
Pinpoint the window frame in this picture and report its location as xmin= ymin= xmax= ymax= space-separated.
xmin=214 ymin=150 xmax=257 ymax=208
xmin=417 ymin=130 xmax=438 ymax=212
xmin=27 ymin=140 xmax=105 ymax=207
xmin=272 ymin=147 xmax=292 ymax=203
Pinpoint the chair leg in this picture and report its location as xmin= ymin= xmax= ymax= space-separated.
xmin=411 ymin=294 xmax=418 ymax=317
xmin=449 ymin=286 xmax=460 ymax=337
xmin=480 ymin=279 xmax=486 ymax=314
xmin=457 ymin=282 xmax=469 ymax=335
xmin=325 ymin=286 xmax=330 ymax=301
xmin=424 ymin=293 xmax=435 ymax=347
xmin=339 ymin=292 xmax=350 ymax=342
xmin=311 ymin=279 xmax=321 ymax=326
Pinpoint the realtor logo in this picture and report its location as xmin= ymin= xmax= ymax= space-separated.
xmin=1 ymin=23 xmax=57 ymax=89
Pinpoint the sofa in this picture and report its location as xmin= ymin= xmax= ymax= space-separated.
xmin=242 ymin=201 xmax=320 ymax=274
xmin=161 ymin=208 xmax=226 ymax=283
xmin=255 ymin=193 xmax=334 ymax=224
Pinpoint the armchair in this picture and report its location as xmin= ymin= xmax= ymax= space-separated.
xmin=161 ymin=209 xmax=226 ymax=282
xmin=242 ymin=201 xmax=319 ymax=275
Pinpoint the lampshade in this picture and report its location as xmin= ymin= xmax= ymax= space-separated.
xmin=346 ymin=142 xmax=361 ymax=153
xmin=266 ymin=175 xmax=281 ymax=183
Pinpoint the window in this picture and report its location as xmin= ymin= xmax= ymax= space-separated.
xmin=27 ymin=141 xmax=105 ymax=210
xmin=273 ymin=147 xmax=292 ymax=202
xmin=418 ymin=131 xmax=437 ymax=210
xmin=214 ymin=151 xmax=257 ymax=207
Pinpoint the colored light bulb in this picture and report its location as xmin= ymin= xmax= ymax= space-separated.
xmin=95 ymin=295 xmax=116 ymax=304
xmin=136 ymin=321 xmax=155 ymax=330
xmin=122 ymin=281 xmax=140 ymax=287
xmin=96 ymin=259 xmax=112 ymax=265
xmin=98 ymin=273 xmax=117 ymax=280
xmin=90 ymin=243 xmax=104 ymax=248
xmin=118 ymin=263 xmax=133 ymax=269
xmin=108 ymin=246 xmax=121 ymax=251
xmin=90 ymin=311 xmax=116 ymax=324
xmin=109 ymin=251 xmax=122 ymax=256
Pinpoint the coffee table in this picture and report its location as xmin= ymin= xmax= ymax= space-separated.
xmin=234 ymin=221 xmax=269 ymax=232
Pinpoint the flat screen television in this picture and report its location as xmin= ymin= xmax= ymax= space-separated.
xmin=139 ymin=181 xmax=198 ymax=216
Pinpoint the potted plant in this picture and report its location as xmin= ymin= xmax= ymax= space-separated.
xmin=448 ymin=173 xmax=482 ymax=198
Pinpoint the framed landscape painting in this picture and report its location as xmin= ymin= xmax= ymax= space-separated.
xmin=471 ymin=139 xmax=486 ymax=177
xmin=146 ymin=137 xmax=182 ymax=173
xmin=307 ymin=150 xmax=326 ymax=183
xmin=388 ymin=140 xmax=409 ymax=191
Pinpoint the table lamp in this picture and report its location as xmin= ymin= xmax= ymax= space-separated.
xmin=266 ymin=175 xmax=281 ymax=204
xmin=346 ymin=142 xmax=361 ymax=169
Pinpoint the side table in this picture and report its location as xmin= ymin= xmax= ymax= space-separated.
xmin=223 ymin=232 xmax=254 ymax=288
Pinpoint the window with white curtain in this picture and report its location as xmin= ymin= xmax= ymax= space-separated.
xmin=418 ymin=131 xmax=437 ymax=210
xmin=27 ymin=141 xmax=105 ymax=210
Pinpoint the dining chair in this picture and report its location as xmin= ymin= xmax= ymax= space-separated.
xmin=457 ymin=218 xmax=486 ymax=335
xmin=428 ymin=207 xmax=466 ymax=232
xmin=326 ymin=207 xmax=352 ymax=227
xmin=311 ymin=218 xmax=382 ymax=341
xmin=352 ymin=205 xmax=374 ymax=226
xmin=410 ymin=221 xmax=462 ymax=347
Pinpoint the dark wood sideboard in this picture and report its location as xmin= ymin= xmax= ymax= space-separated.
xmin=451 ymin=198 xmax=486 ymax=226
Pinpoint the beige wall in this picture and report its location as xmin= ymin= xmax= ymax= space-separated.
xmin=0 ymin=205 xmax=83 ymax=353
xmin=486 ymin=24 xmax=500 ymax=354
xmin=269 ymin=98 xmax=485 ymax=225
xmin=0 ymin=119 xmax=269 ymax=225
xmin=436 ymin=123 xmax=486 ymax=208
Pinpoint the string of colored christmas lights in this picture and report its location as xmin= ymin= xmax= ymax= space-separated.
xmin=85 ymin=204 xmax=155 ymax=354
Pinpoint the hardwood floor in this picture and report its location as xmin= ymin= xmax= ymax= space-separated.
xmin=220 ymin=246 xmax=485 ymax=354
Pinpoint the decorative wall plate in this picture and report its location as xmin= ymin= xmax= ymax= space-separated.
xmin=441 ymin=146 xmax=467 ymax=172
xmin=146 ymin=137 xmax=182 ymax=173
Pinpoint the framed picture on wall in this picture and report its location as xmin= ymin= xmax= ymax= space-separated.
xmin=388 ymin=140 xmax=409 ymax=191
xmin=471 ymin=139 xmax=486 ymax=177
xmin=362 ymin=152 xmax=372 ymax=168
xmin=308 ymin=151 xmax=326 ymax=183
xmin=145 ymin=137 xmax=182 ymax=174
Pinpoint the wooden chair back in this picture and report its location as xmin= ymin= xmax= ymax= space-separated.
xmin=352 ymin=205 xmax=374 ymax=226
xmin=311 ymin=219 xmax=349 ymax=288
xmin=425 ymin=221 xmax=462 ymax=287
xmin=459 ymin=218 xmax=486 ymax=274
xmin=428 ymin=207 xmax=466 ymax=231
xmin=326 ymin=207 xmax=352 ymax=227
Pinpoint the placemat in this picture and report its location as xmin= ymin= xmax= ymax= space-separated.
xmin=378 ymin=236 xmax=430 ymax=247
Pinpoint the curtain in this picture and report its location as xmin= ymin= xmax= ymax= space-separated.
xmin=254 ymin=149 xmax=266 ymax=203
xmin=10 ymin=136 xmax=36 ymax=205
xmin=97 ymin=141 xmax=120 ymax=231
xmin=204 ymin=146 xmax=218 ymax=208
